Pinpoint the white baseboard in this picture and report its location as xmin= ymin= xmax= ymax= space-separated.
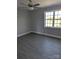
xmin=17 ymin=31 xmax=32 ymax=37
xmin=17 ymin=31 xmax=61 ymax=39
xmin=32 ymin=31 xmax=61 ymax=39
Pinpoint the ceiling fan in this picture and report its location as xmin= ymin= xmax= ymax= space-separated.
xmin=21 ymin=0 xmax=40 ymax=10
xmin=28 ymin=0 xmax=40 ymax=7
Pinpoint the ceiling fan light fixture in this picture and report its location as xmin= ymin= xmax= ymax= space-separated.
xmin=29 ymin=7 xmax=34 ymax=10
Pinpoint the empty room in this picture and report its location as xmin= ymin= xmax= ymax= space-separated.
xmin=17 ymin=0 xmax=61 ymax=59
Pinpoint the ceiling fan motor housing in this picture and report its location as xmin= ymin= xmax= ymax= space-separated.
xmin=28 ymin=4 xmax=33 ymax=7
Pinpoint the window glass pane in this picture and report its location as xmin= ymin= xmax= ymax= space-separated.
xmin=47 ymin=20 xmax=53 ymax=24
xmin=59 ymin=11 xmax=61 ymax=15
xmin=46 ymin=12 xmax=53 ymax=19
xmin=55 ymin=16 xmax=58 ymax=19
xmin=54 ymin=24 xmax=61 ymax=27
xmin=50 ymin=16 xmax=53 ymax=19
xmin=54 ymin=20 xmax=58 ymax=24
xmin=57 ymin=24 xmax=61 ymax=27
xmin=57 ymin=15 xmax=61 ymax=19
xmin=55 ymin=10 xmax=61 ymax=20
xmin=55 ymin=15 xmax=61 ymax=19
xmin=55 ymin=11 xmax=59 ymax=15
xmin=46 ymin=12 xmax=50 ymax=16
xmin=50 ymin=12 xmax=54 ymax=15
xmin=47 ymin=24 xmax=52 ymax=27
xmin=46 ymin=16 xmax=51 ymax=19
xmin=54 ymin=24 xmax=58 ymax=27
xmin=46 ymin=16 xmax=53 ymax=19
xmin=58 ymin=24 xmax=61 ymax=27
xmin=45 ymin=20 xmax=48 ymax=24
xmin=58 ymin=20 xmax=61 ymax=24
xmin=45 ymin=23 xmax=48 ymax=27
xmin=55 ymin=10 xmax=61 ymax=16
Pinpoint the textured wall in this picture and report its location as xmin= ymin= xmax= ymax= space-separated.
xmin=17 ymin=8 xmax=31 ymax=36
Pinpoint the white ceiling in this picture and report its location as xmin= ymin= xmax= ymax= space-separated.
xmin=17 ymin=0 xmax=61 ymax=8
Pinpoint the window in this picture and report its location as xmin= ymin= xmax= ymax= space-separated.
xmin=45 ymin=10 xmax=61 ymax=28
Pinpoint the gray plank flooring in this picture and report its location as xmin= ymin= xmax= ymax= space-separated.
xmin=17 ymin=33 xmax=61 ymax=59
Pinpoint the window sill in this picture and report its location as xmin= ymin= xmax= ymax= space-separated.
xmin=44 ymin=27 xmax=61 ymax=29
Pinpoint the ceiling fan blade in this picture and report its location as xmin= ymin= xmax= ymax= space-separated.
xmin=33 ymin=4 xmax=40 ymax=6
xmin=29 ymin=0 xmax=32 ymax=2
xmin=28 ymin=4 xmax=33 ymax=7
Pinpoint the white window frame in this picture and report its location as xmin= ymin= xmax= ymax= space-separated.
xmin=44 ymin=10 xmax=61 ymax=28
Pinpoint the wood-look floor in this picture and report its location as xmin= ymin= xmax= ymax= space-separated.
xmin=17 ymin=33 xmax=61 ymax=59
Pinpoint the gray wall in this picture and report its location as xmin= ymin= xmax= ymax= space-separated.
xmin=17 ymin=8 xmax=31 ymax=35
xmin=30 ymin=4 xmax=61 ymax=36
